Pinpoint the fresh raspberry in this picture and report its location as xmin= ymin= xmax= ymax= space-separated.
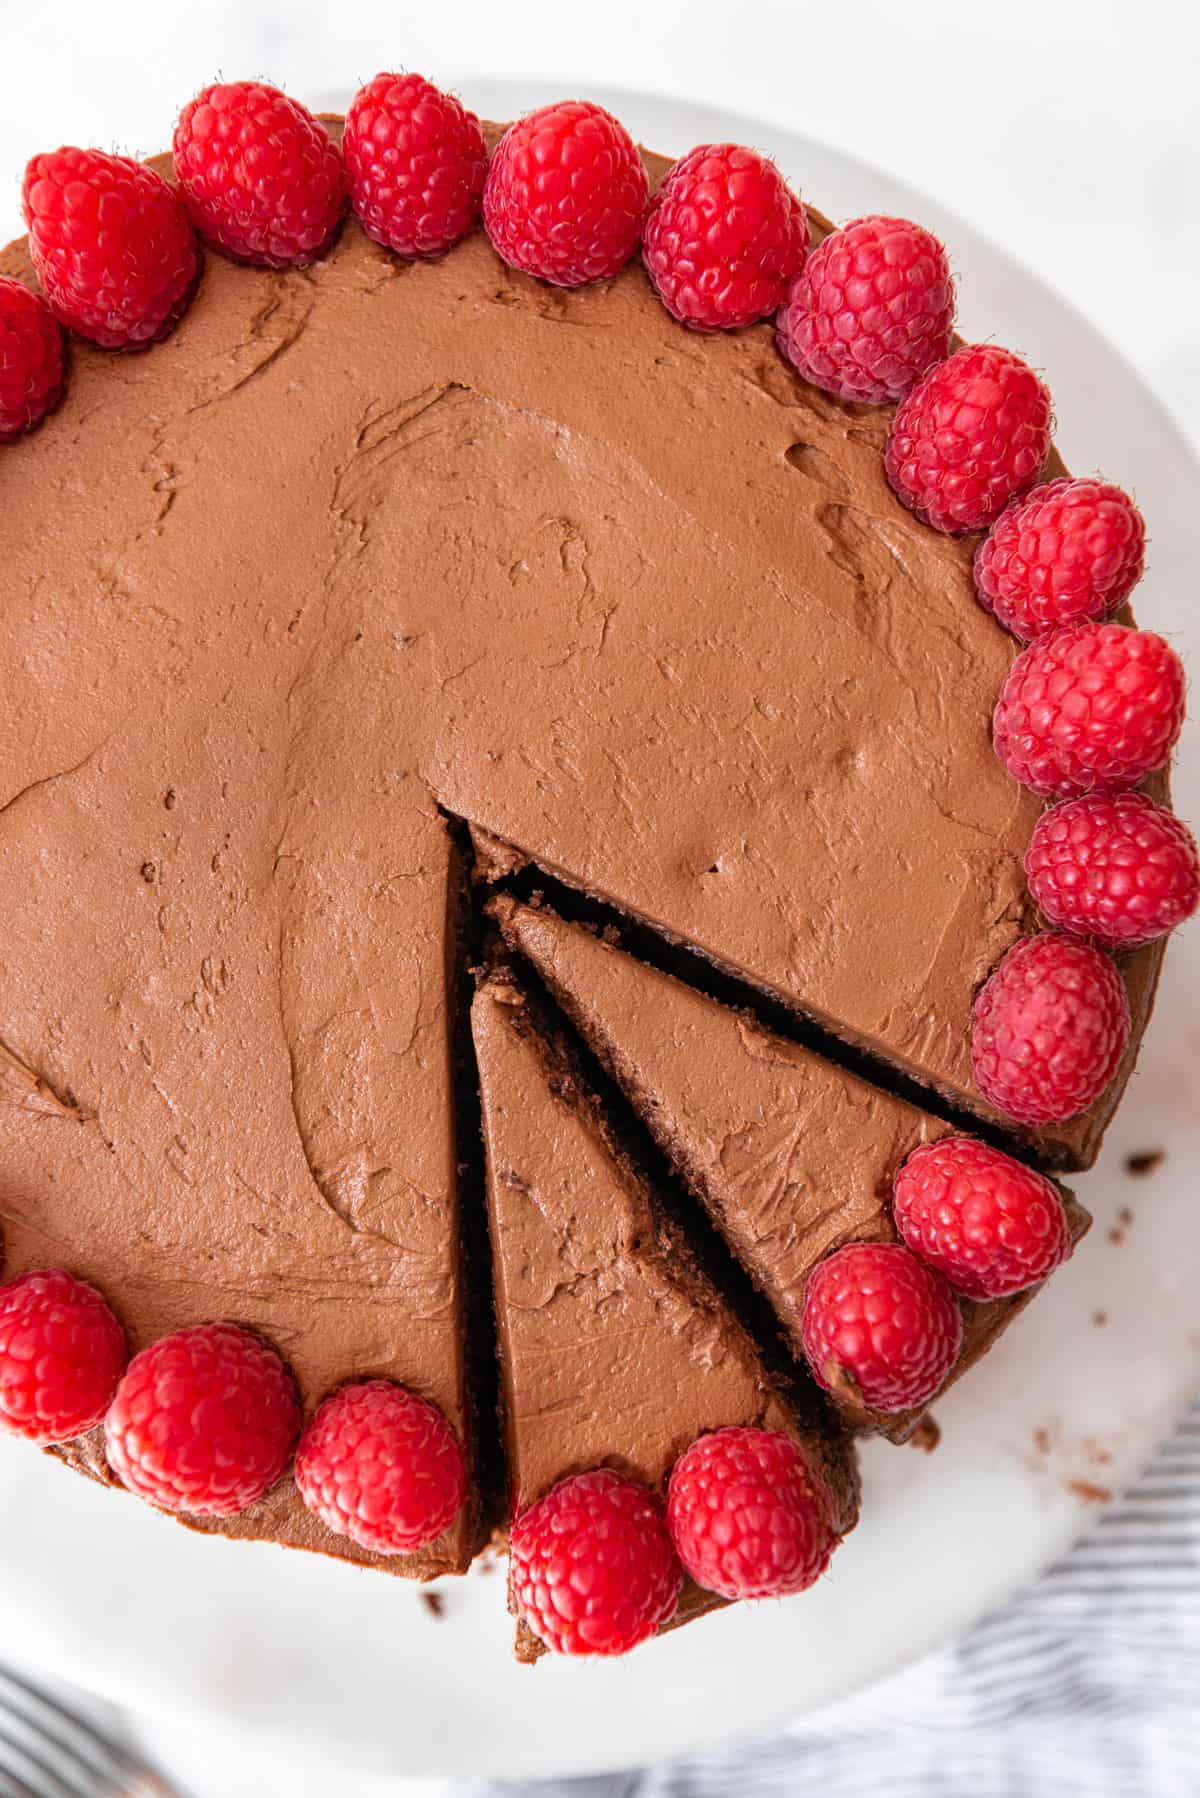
xmin=295 ymin=1379 xmax=465 ymax=1554
xmin=105 ymin=1322 xmax=299 ymax=1516
xmin=0 ymin=1270 xmax=126 ymax=1444
xmin=992 ymin=623 xmax=1186 ymax=798
xmin=971 ymin=932 xmax=1130 ymax=1126
xmin=643 ymin=143 xmax=808 ymax=330
xmin=885 ymin=344 xmax=1053 ymax=533
xmin=776 ymin=215 xmax=953 ymax=403
xmin=1025 ymin=792 xmax=1200 ymax=949
xmin=173 ymin=81 xmax=345 ymax=268
xmin=893 ymin=1138 xmax=1072 ymax=1301
xmin=21 ymin=148 xmax=198 ymax=349
xmin=801 ymin=1242 xmax=962 ymax=1414
xmin=0 ymin=277 xmax=64 ymax=441
xmin=482 ymin=101 xmax=648 ymax=288
xmin=343 ymin=72 xmax=487 ymax=259
xmin=975 ymin=477 xmax=1147 ymax=640
xmin=666 ymin=1427 xmax=837 ymax=1600
xmin=509 ymin=1468 xmax=682 ymax=1656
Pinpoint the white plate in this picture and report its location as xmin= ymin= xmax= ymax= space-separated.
xmin=1 ymin=83 xmax=1198 ymax=1783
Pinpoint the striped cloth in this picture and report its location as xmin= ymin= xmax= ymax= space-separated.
xmin=471 ymin=1397 xmax=1200 ymax=1798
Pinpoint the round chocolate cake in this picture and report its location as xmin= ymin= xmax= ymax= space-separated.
xmin=0 ymin=78 xmax=1190 ymax=1661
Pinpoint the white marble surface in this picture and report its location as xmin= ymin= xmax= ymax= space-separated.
xmin=1 ymin=6 xmax=1198 ymax=1794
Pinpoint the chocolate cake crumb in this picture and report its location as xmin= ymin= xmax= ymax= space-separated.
xmin=1125 ymin=1149 xmax=1165 ymax=1177
xmin=421 ymin=1591 xmax=445 ymax=1618
xmin=908 ymin=1415 xmax=941 ymax=1453
xmin=1108 ymin=1205 xmax=1135 ymax=1246
xmin=1067 ymin=1478 xmax=1112 ymax=1505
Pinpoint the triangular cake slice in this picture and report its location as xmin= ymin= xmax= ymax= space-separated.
xmin=470 ymin=968 xmax=859 ymax=1659
xmin=492 ymin=896 xmax=1089 ymax=1445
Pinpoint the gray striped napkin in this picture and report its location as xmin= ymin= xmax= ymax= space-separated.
xmin=471 ymin=1396 xmax=1200 ymax=1798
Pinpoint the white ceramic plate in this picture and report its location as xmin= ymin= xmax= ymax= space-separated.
xmin=1 ymin=83 xmax=1198 ymax=1783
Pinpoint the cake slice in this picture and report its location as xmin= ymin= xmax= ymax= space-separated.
xmin=470 ymin=968 xmax=859 ymax=1659
xmin=492 ymin=896 xmax=1089 ymax=1444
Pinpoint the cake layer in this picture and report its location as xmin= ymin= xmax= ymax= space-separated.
xmin=0 ymin=128 xmax=1158 ymax=1183
xmin=493 ymin=896 xmax=1089 ymax=1442
xmin=470 ymin=969 xmax=858 ymax=1657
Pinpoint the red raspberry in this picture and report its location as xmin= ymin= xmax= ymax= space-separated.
xmin=993 ymin=623 xmax=1186 ymax=798
xmin=105 ymin=1322 xmax=299 ymax=1516
xmin=885 ymin=343 xmax=1053 ymax=533
xmin=482 ymin=101 xmax=648 ymax=288
xmin=971 ymin=932 xmax=1130 ymax=1126
xmin=0 ymin=1270 xmax=126 ymax=1443
xmin=643 ymin=143 xmax=808 ymax=331
xmin=509 ymin=1468 xmax=682 ymax=1656
xmin=295 ymin=1379 xmax=465 ymax=1554
xmin=1025 ymin=792 xmax=1200 ymax=949
xmin=893 ymin=1138 xmax=1072 ymax=1301
xmin=0 ymin=277 xmax=64 ymax=441
xmin=666 ymin=1427 xmax=837 ymax=1600
xmin=21 ymin=148 xmax=198 ymax=349
xmin=801 ymin=1242 xmax=962 ymax=1414
xmin=173 ymin=81 xmax=345 ymax=268
xmin=975 ymin=477 xmax=1147 ymax=640
xmin=343 ymin=72 xmax=487 ymax=259
xmin=776 ymin=214 xmax=954 ymax=403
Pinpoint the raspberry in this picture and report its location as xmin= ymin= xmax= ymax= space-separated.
xmin=343 ymin=72 xmax=487 ymax=259
xmin=0 ymin=277 xmax=64 ymax=441
xmin=971 ymin=932 xmax=1130 ymax=1126
xmin=295 ymin=1379 xmax=466 ymax=1554
xmin=105 ymin=1322 xmax=299 ymax=1516
xmin=893 ymin=1138 xmax=1072 ymax=1301
xmin=482 ymin=101 xmax=648 ymax=288
xmin=1025 ymin=792 xmax=1200 ymax=949
xmin=885 ymin=344 xmax=1053 ymax=533
xmin=173 ymin=81 xmax=345 ymax=268
xmin=992 ymin=623 xmax=1186 ymax=798
xmin=666 ymin=1427 xmax=837 ymax=1600
xmin=801 ymin=1242 xmax=962 ymax=1414
xmin=975 ymin=477 xmax=1147 ymax=640
xmin=776 ymin=215 xmax=954 ymax=403
xmin=643 ymin=143 xmax=808 ymax=330
xmin=509 ymin=1468 xmax=682 ymax=1656
xmin=21 ymin=148 xmax=198 ymax=349
xmin=0 ymin=1270 xmax=126 ymax=1443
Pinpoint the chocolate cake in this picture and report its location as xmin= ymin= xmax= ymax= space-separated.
xmin=0 ymin=80 xmax=1186 ymax=1657
xmin=470 ymin=969 xmax=858 ymax=1657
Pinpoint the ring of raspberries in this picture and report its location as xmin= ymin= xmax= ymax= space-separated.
xmin=0 ymin=71 xmax=1192 ymax=1662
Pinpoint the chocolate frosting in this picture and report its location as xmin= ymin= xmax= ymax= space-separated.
xmin=0 ymin=118 xmax=1161 ymax=1575
xmin=470 ymin=969 xmax=858 ymax=1656
xmin=493 ymin=895 xmax=1090 ymax=1441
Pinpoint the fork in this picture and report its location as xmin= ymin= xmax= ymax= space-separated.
xmin=0 ymin=1664 xmax=180 ymax=1798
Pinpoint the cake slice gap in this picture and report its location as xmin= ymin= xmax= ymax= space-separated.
xmin=470 ymin=962 xmax=859 ymax=1660
xmin=491 ymin=894 xmax=1089 ymax=1445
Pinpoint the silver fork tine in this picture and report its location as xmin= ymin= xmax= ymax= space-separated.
xmin=0 ymin=1668 xmax=127 ymax=1794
